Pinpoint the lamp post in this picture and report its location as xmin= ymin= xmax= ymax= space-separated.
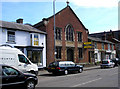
xmin=53 ymin=0 xmax=56 ymax=61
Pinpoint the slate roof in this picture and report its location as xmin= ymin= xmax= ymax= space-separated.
xmin=34 ymin=6 xmax=88 ymax=31
xmin=0 ymin=20 xmax=46 ymax=34
xmin=88 ymin=36 xmax=114 ymax=44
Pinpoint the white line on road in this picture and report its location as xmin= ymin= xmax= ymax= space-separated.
xmin=72 ymin=78 xmax=102 ymax=87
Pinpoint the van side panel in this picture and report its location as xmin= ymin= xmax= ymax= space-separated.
xmin=0 ymin=49 xmax=18 ymax=68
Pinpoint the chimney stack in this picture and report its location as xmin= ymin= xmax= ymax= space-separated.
xmin=16 ymin=18 xmax=23 ymax=24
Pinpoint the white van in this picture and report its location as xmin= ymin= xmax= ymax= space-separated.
xmin=0 ymin=46 xmax=38 ymax=75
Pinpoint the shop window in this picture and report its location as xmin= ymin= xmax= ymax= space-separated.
xmin=27 ymin=50 xmax=42 ymax=66
xmin=78 ymin=48 xmax=83 ymax=59
xmin=55 ymin=28 xmax=61 ymax=40
xmin=7 ymin=31 xmax=15 ymax=42
xmin=78 ymin=32 xmax=82 ymax=42
xmin=34 ymin=34 xmax=39 ymax=46
xmin=66 ymin=25 xmax=74 ymax=41
xmin=56 ymin=47 xmax=61 ymax=59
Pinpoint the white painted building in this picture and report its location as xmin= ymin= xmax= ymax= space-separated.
xmin=0 ymin=19 xmax=46 ymax=68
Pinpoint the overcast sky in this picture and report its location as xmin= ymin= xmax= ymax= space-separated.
xmin=0 ymin=0 xmax=119 ymax=33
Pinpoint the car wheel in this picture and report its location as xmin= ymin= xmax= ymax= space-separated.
xmin=78 ymin=68 xmax=83 ymax=73
xmin=26 ymin=80 xmax=35 ymax=89
xmin=101 ymin=66 xmax=103 ymax=69
xmin=52 ymin=72 xmax=56 ymax=75
xmin=64 ymin=70 xmax=68 ymax=75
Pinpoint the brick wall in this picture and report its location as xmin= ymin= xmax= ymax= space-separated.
xmin=35 ymin=6 xmax=89 ymax=66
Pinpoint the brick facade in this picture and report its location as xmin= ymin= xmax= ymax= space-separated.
xmin=34 ymin=6 xmax=89 ymax=66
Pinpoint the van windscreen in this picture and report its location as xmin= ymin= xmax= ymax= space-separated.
xmin=18 ymin=54 xmax=29 ymax=64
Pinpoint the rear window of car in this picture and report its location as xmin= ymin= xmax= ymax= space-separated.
xmin=49 ymin=62 xmax=59 ymax=67
xmin=102 ymin=61 xmax=108 ymax=64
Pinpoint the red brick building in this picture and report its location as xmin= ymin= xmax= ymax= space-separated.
xmin=88 ymin=36 xmax=116 ymax=64
xmin=34 ymin=5 xmax=89 ymax=66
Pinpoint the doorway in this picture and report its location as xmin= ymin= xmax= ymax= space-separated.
xmin=67 ymin=48 xmax=74 ymax=62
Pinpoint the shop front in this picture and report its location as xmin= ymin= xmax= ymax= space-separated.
xmin=27 ymin=46 xmax=43 ymax=68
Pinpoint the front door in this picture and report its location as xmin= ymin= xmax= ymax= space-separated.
xmin=67 ymin=49 xmax=74 ymax=62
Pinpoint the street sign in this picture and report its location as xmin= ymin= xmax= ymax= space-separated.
xmin=83 ymin=42 xmax=93 ymax=48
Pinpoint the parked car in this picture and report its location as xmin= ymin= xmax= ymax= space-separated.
xmin=0 ymin=64 xmax=38 ymax=89
xmin=47 ymin=61 xmax=83 ymax=75
xmin=100 ymin=59 xmax=115 ymax=69
xmin=111 ymin=58 xmax=120 ymax=66
xmin=0 ymin=45 xmax=38 ymax=75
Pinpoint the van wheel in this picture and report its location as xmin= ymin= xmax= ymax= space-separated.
xmin=26 ymin=80 xmax=35 ymax=89
xmin=64 ymin=70 xmax=68 ymax=75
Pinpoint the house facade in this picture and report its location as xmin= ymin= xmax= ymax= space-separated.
xmin=34 ymin=6 xmax=89 ymax=66
xmin=0 ymin=19 xmax=46 ymax=68
xmin=88 ymin=36 xmax=116 ymax=64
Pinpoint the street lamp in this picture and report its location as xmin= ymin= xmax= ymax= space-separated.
xmin=53 ymin=0 xmax=56 ymax=61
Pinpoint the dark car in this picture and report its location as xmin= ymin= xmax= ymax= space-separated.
xmin=111 ymin=58 xmax=120 ymax=66
xmin=47 ymin=61 xmax=83 ymax=75
xmin=0 ymin=64 xmax=38 ymax=89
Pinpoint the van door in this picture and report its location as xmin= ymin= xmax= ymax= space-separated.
xmin=18 ymin=54 xmax=31 ymax=73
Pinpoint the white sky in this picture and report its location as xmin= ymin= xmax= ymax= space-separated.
xmin=71 ymin=0 xmax=118 ymax=8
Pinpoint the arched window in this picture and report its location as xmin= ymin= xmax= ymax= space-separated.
xmin=66 ymin=25 xmax=74 ymax=41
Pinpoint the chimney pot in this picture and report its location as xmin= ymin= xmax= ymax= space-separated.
xmin=16 ymin=18 xmax=23 ymax=24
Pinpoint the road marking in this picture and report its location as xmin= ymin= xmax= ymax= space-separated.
xmin=72 ymin=78 xmax=102 ymax=87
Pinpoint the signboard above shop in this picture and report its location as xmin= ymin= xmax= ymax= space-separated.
xmin=83 ymin=42 xmax=93 ymax=48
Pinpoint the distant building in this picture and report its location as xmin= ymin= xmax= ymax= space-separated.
xmin=0 ymin=19 xmax=46 ymax=68
xmin=88 ymin=36 xmax=116 ymax=64
xmin=89 ymin=30 xmax=120 ymax=58
xmin=34 ymin=5 xmax=89 ymax=66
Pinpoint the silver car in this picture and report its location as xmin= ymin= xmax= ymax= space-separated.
xmin=100 ymin=59 xmax=115 ymax=69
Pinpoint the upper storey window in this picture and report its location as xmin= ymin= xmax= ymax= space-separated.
xmin=7 ymin=31 xmax=15 ymax=43
xmin=55 ymin=27 xmax=61 ymax=40
xmin=66 ymin=24 xmax=74 ymax=41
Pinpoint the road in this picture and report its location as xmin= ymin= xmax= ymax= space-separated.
xmin=36 ymin=67 xmax=119 ymax=88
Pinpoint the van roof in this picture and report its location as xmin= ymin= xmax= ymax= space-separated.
xmin=0 ymin=46 xmax=23 ymax=54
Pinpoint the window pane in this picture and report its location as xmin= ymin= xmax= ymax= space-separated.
xmin=56 ymin=47 xmax=61 ymax=59
xmin=55 ymin=28 xmax=61 ymax=40
xmin=66 ymin=25 xmax=74 ymax=41
xmin=7 ymin=31 xmax=15 ymax=42
xmin=78 ymin=32 xmax=82 ymax=42
xmin=34 ymin=34 xmax=39 ymax=45
xmin=78 ymin=48 xmax=83 ymax=59
xmin=2 ymin=67 xmax=18 ymax=76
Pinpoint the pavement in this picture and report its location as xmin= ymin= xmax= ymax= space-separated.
xmin=38 ymin=65 xmax=100 ymax=76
